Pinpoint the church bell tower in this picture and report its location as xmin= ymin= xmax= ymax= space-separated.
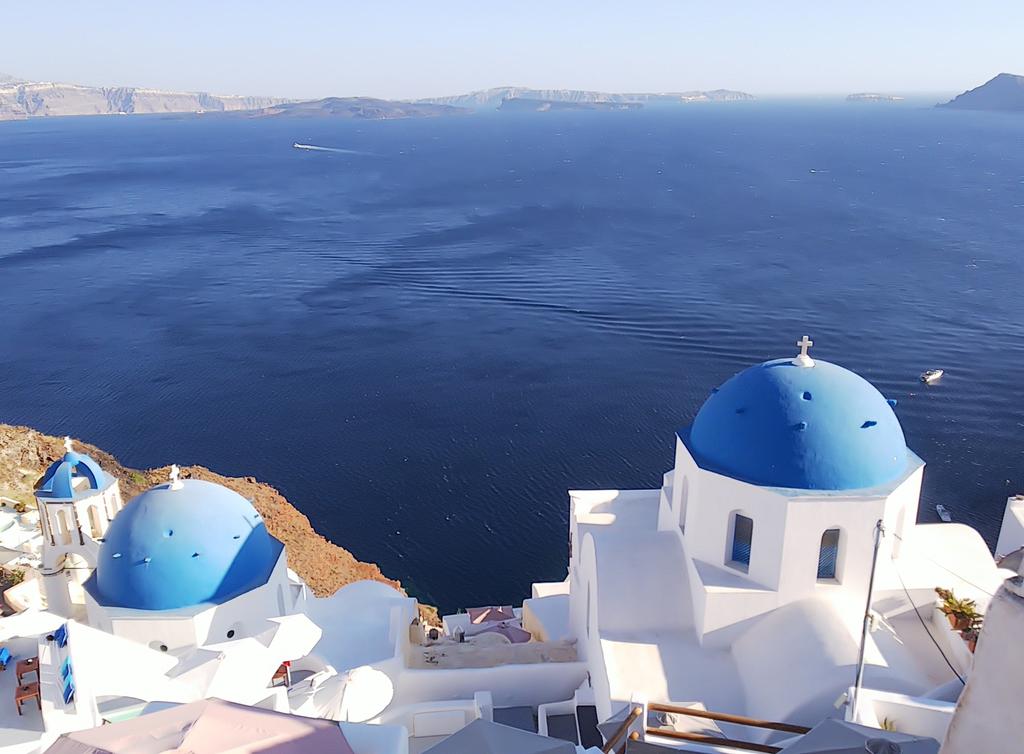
xmin=34 ymin=437 xmax=123 ymax=618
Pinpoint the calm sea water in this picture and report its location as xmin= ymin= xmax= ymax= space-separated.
xmin=1 ymin=104 xmax=1022 ymax=611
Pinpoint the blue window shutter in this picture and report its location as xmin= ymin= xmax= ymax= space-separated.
xmin=731 ymin=514 xmax=753 ymax=566
xmin=818 ymin=529 xmax=840 ymax=579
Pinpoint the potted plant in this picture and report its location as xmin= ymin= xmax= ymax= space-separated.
xmin=952 ymin=599 xmax=979 ymax=631
xmin=960 ymin=614 xmax=983 ymax=653
xmin=935 ymin=588 xmax=977 ymax=631
xmin=961 ymin=627 xmax=980 ymax=653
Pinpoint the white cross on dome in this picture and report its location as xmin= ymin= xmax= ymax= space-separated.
xmin=793 ymin=335 xmax=815 ymax=367
xmin=169 ymin=463 xmax=184 ymax=490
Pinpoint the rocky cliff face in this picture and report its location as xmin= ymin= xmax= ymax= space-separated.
xmin=938 ymin=73 xmax=1024 ymax=111
xmin=420 ymin=86 xmax=754 ymax=109
xmin=0 ymin=80 xmax=290 ymax=121
xmin=0 ymin=423 xmax=436 ymax=620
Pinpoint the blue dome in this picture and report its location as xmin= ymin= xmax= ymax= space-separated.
xmin=37 ymin=451 xmax=108 ymax=500
xmin=91 ymin=479 xmax=282 ymax=611
xmin=682 ymin=358 xmax=908 ymax=490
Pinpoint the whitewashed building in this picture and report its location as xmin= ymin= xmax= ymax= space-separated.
xmin=2 ymin=339 xmax=1023 ymax=754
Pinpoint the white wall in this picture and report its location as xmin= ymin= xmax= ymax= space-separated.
xmin=850 ymin=687 xmax=955 ymax=742
xmin=392 ymin=663 xmax=588 ymax=708
xmin=675 ymin=440 xmax=926 ymax=643
xmin=85 ymin=549 xmax=292 ymax=652
xmin=940 ymin=578 xmax=1024 ymax=754
xmin=995 ymin=495 xmax=1024 ymax=558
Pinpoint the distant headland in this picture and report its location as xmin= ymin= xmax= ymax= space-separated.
xmin=0 ymin=73 xmax=753 ymax=121
xmin=938 ymin=73 xmax=1024 ymax=112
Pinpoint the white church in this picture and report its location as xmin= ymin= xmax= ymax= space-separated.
xmin=1 ymin=339 xmax=1022 ymax=754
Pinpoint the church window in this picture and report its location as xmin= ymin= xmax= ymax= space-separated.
xmin=56 ymin=509 xmax=73 ymax=546
xmin=730 ymin=513 xmax=753 ymax=570
xmin=87 ymin=505 xmax=103 ymax=539
xmin=817 ymin=529 xmax=841 ymax=580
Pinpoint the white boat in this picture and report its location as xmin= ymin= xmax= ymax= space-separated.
xmin=920 ymin=368 xmax=944 ymax=383
xmin=936 ymin=504 xmax=952 ymax=522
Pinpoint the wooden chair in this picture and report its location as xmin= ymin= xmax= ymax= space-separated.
xmin=272 ymin=661 xmax=291 ymax=687
xmin=15 ymin=682 xmax=40 ymax=716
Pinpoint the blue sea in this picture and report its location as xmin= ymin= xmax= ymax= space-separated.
xmin=1 ymin=104 xmax=1022 ymax=611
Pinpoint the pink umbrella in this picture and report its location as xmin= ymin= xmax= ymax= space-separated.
xmin=467 ymin=606 xmax=516 ymax=624
xmin=45 ymin=698 xmax=355 ymax=754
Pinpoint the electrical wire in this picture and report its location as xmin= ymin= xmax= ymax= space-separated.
xmin=890 ymin=530 xmax=997 ymax=597
xmin=890 ymin=556 xmax=966 ymax=686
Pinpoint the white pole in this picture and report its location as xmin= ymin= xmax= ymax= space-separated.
xmin=851 ymin=519 xmax=885 ymax=720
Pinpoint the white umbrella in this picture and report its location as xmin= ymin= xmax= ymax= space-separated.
xmin=424 ymin=719 xmax=575 ymax=754
xmin=779 ymin=719 xmax=939 ymax=754
xmin=289 ymin=665 xmax=393 ymax=722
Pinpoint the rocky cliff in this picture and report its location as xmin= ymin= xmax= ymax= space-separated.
xmin=0 ymin=423 xmax=437 ymax=621
xmin=938 ymin=73 xmax=1024 ymax=112
xmin=0 ymin=79 xmax=290 ymax=121
xmin=421 ymin=86 xmax=754 ymax=109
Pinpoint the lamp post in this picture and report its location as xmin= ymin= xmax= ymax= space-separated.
xmin=851 ymin=519 xmax=885 ymax=720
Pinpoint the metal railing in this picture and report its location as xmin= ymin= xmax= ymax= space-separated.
xmin=645 ymin=702 xmax=811 ymax=754
xmin=602 ymin=705 xmax=643 ymax=754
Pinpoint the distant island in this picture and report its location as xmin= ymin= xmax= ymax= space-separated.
xmin=937 ymin=73 xmax=1024 ymax=112
xmin=421 ymin=86 xmax=754 ymax=109
xmin=498 ymin=97 xmax=642 ymax=112
xmin=238 ymin=97 xmax=465 ymax=120
xmin=0 ymin=72 xmax=753 ymax=122
xmin=847 ymin=93 xmax=905 ymax=102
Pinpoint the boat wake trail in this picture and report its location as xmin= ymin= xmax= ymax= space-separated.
xmin=292 ymin=143 xmax=369 ymax=155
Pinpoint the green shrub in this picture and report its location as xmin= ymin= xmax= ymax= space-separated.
xmin=1 ymin=567 xmax=25 ymax=586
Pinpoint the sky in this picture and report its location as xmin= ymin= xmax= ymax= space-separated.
xmin=3 ymin=1 xmax=1022 ymax=100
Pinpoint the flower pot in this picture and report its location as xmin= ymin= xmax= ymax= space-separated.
xmin=953 ymin=615 xmax=972 ymax=631
xmin=967 ymin=636 xmax=978 ymax=653
xmin=946 ymin=613 xmax=958 ymax=629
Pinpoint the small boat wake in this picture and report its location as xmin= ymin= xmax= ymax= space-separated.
xmin=292 ymin=143 xmax=367 ymax=155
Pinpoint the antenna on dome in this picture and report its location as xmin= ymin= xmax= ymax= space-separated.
xmin=793 ymin=335 xmax=815 ymax=367
xmin=169 ymin=464 xmax=184 ymax=491
xmin=63 ymin=436 xmax=73 ymax=454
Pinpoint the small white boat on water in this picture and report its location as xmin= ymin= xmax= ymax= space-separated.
xmin=935 ymin=504 xmax=952 ymax=522
xmin=920 ymin=368 xmax=944 ymax=384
